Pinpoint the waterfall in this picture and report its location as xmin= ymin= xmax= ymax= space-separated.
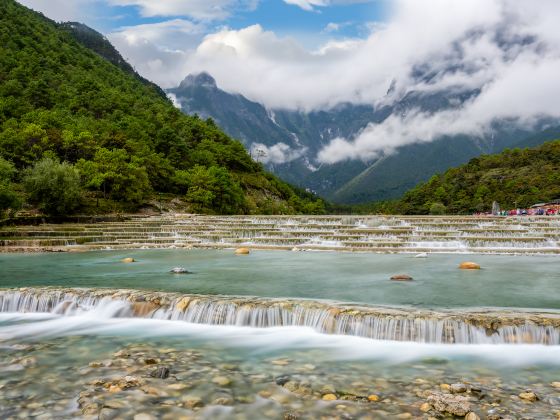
xmin=1 ymin=288 xmax=558 ymax=345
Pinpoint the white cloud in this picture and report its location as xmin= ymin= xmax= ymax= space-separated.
xmin=107 ymin=0 xmax=259 ymax=21
xmin=250 ymin=143 xmax=306 ymax=164
xmin=17 ymin=0 xmax=97 ymax=23
xmin=283 ymin=0 xmax=373 ymax=12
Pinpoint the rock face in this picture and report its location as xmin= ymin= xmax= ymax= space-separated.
xmin=235 ymin=247 xmax=250 ymax=255
xmin=426 ymin=392 xmax=471 ymax=416
xmin=121 ymin=257 xmax=135 ymax=263
xmin=459 ymin=261 xmax=480 ymax=269
xmin=390 ymin=274 xmax=414 ymax=281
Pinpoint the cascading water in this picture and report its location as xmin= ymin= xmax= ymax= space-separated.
xmin=2 ymin=288 xmax=559 ymax=345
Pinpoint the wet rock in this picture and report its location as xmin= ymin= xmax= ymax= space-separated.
xmin=551 ymin=382 xmax=560 ymax=388
xmin=275 ymin=375 xmax=291 ymax=386
xmin=459 ymin=261 xmax=480 ymax=269
xmin=212 ymin=376 xmax=231 ymax=386
xmin=170 ymin=267 xmax=190 ymax=274
xmin=368 ymin=394 xmax=380 ymax=402
xmin=465 ymin=412 xmax=481 ymax=420
xmin=181 ymin=396 xmax=204 ymax=409
xmin=151 ymin=366 xmax=170 ymax=379
xmin=450 ymin=383 xmax=468 ymax=393
xmin=427 ymin=392 xmax=471 ymax=416
xmin=121 ymin=257 xmax=135 ymax=263
xmin=175 ymin=297 xmax=191 ymax=312
xmin=320 ymin=384 xmax=336 ymax=395
xmin=143 ymin=358 xmax=159 ymax=365
xmin=519 ymin=391 xmax=538 ymax=402
xmin=134 ymin=414 xmax=156 ymax=420
xmin=322 ymin=393 xmax=337 ymax=401
xmin=212 ymin=397 xmax=234 ymax=405
xmin=234 ymin=247 xmax=250 ymax=255
xmin=390 ymin=274 xmax=413 ymax=281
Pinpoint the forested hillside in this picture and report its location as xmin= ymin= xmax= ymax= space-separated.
xmin=377 ymin=141 xmax=560 ymax=214
xmin=0 ymin=0 xmax=324 ymax=217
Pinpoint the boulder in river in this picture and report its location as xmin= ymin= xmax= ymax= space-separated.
xmin=121 ymin=257 xmax=135 ymax=263
xmin=235 ymin=247 xmax=250 ymax=255
xmin=458 ymin=261 xmax=480 ymax=269
xmin=426 ymin=392 xmax=471 ymax=416
xmin=169 ymin=267 xmax=190 ymax=274
xmin=390 ymin=274 xmax=414 ymax=281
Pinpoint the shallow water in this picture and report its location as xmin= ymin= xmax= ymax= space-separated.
xmin=1 ymin=249 xmax=559 ymax=309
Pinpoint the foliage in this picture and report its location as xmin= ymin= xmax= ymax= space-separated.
xmin=23 ymin=157 xmax=82 ymax=215
xmin=387 ymin=141 xmax=560 ymax=214
xmin=0 ymin=156 xmax=21 ymax=216
xmin=429 ymin=202 xmax=447 ymax=215
xmin=0 ymin=0 xmax=324 ymax=215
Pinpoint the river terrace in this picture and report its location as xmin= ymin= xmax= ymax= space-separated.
xmin=1 ymin=215 xmax=560 ymax=419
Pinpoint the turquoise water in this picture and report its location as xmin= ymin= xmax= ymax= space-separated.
xmin=1 ymin=249 xmax=559 ymax=309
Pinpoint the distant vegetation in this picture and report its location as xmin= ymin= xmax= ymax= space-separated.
xmin=0 ymin=0 xmax=324 ymax=217
xmin=360 ymin=140 xmax=560 ymax=215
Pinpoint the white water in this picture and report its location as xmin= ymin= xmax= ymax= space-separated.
xmin=1 ymin=290 xmax=558 ymax=345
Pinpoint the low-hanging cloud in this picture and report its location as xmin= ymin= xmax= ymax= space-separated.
xmin=106 ymin=0 xmax=560 ymax=163
xmin=250 ymin=143 xmax=307 ymax=165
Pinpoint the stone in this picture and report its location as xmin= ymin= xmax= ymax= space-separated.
xmin=275 ymin=375 xmax=291 ymax=386
xmin=519 ymin=391 xmax=538 ymax=402
xmin=181 ymin=396 xmax=204 ymax=409
xmin=121 ymin=257 xmax=135 ymax=263
xmin=212 ymin=397 xmax=234 ymax=405
xmin=322 ymin=394 xmax=337 ymax=401
xmin=234 ymin=247 xmax=250 ymax=255
xmin=440 ymin=383 xmax=451 ymax=391
xmin=134 ymin=414 xmax=156 ymax=420
xmin=450 ymin=383 xmax=468 ymax=393
xmin=151 ymin=366 xmax=170 ymax=379
xmin=396 ymin=414 xmax=412 ymax=419
xmin=367 ymin=394 xmax=380 ymax=402
xmin=420 ymin=402 xmax=431 ymax=412
xmin=176 ymin=297 xmax=191 ymax=312
xmin=551 ymin=382 xmax=560 ymax=388
xmin=212 ymin=376 xmax=231 ymax=386
xmin=427 ymin=392 xmax=471 ymax=416
xmin=170 ymin=267 xmax=190 ymax=274
xmin=390 ymin=274 xmax=413 ymax=281
xmin=465 ymin=412 xmax=480 ymax=420
xmin=459 ymin=261 xmax=480 ymax=269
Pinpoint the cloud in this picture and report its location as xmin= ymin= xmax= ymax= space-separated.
xmin=283 ymin=0 xmax=373 ymax=12
xmin=107 ymin=0 xmax=259 ymax=21
xmin=17 ymin=0 xmax=98 ymax=23
xmin=250 ymin=143 xmax=306 ymax=164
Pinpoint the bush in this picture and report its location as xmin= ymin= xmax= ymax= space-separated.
xmin=23 ymin=157 xmax=82 ymax=215
xmin=0 ymin=157 xmax=21 ymax=216
xmin=429 ymin=202 xmax=447 ymax=215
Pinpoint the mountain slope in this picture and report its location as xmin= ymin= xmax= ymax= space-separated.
xmin=0 ymin=0 xmax=324 ymax=215
xmin=390 ymin=140 xmax=560 ymax=214
xmin=169 ymin=74 xmax=560 ymax=204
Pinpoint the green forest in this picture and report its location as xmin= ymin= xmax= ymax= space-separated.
xmin=364 ymin=140 xmax=560 ymax=215
xmin=0 ymin=0 xmax=325 ymax=217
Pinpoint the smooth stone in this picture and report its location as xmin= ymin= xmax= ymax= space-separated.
xmin=465 ymin=412 xmax=481 ymax=420
xmin=551 ymin=382 xmax=560 ymax=388
xmin=275 ymin=375 xmax=291 ymax=386
xmin=519 ymin=391 xmax=538 ymax=402
xmin=390 ymin=274 xmax=413 ymax=281
xmin=134 ymin=414 xmax=156 ymax=420
xmin=212 ymin=376 xmax=231 ymax=386
xmin=459 ymin=261 xmax=481 ymax=269
xmin=121 ymin=257 xmax=135 ymax=263
xmin=367 ymin=394 xmax=380 ymax=402
xmin=420 ymin=402 xmax=431 ymax=412
xmin=170 ymin=267 xmax=190 ymax=274
xmin=322 ymin=394 xmax=337 ymax=401
xmin=450 ymin=383 xmax=468 ymax=393
xmin=234 ymin=247 xmax=250 ymax=255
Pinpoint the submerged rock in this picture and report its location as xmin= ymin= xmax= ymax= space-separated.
xmin=519 ymin=391 xmax=538 ymax=402
xmin=121 ymin=257 xmax=135 ymax=263
xmin=390 ymin=274 xmax=413 ymax=281
xmin=459 ymin=262 xmax=480 ymax=269
xmin=235 ymin=247 xmax=250 ymax=255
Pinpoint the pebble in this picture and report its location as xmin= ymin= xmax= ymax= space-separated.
xmin=519 ymin=391 xmax=538 ymax=402
xmin=134 ymin=414 xmax=156 ymax=420
xmin=322 ymin=394 xmax=337 ymax=401
xmin=465 ymin=412 xmax=481 ymax=420
xmin=212 ymin=376 xmax=232 ymax=386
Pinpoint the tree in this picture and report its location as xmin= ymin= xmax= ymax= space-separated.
xmin=23 ymin=157 xmax=81 ymax=215
xmin=429 ymin=202 xmax=447 ymax=215
xmin=185 ymin=165 xmax=247 ymax=214
xmin=0 ymin=157 xmax=21 ymax=217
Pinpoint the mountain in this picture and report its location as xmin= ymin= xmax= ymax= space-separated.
xmin=386 ymin=140 xmax=560 ymax=214
xmin=0 ymin=0 xmax=324 ymax=216
xmin=169 ymin=73 xmax=560 ymax=204
xmin=58 ymin=21 xmax=167 ymax=99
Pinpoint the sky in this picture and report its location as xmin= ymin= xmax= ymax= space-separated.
xmin=17 ymin=0 xmax=560 ymax=165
